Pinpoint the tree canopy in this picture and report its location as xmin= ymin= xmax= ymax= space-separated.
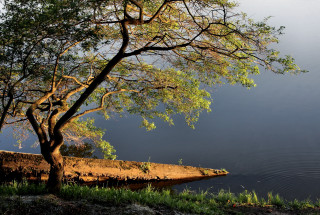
xmin=0 ymin=0 xmax=304 ymax=191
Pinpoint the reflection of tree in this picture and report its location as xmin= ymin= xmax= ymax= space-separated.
xmin=0 ymin=0 xmax=304 ymax=192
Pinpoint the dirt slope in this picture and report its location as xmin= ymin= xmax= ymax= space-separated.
xmin=0 ymin=150 xmax=228 ymax=185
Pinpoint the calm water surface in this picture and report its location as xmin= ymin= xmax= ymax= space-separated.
xmin=1 ymin=0 xmax=320 ymax=201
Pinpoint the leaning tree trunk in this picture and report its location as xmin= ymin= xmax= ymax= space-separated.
xmin=26 ymin=92 xmax=67 ymax=193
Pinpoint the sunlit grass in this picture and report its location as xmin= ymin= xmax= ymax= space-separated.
xmin=0 ymin=182 xmax=320 ymax=214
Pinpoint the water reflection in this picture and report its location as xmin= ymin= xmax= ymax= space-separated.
xmin=80 ymin=176 xmax=227 ymax=192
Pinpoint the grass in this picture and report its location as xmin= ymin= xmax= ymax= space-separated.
xmin=0 ymin=181 xmax=47 ymax=196
xmin=0 ymin=182 xmax=320 ymax=214
xmin=200 ymin=169 xmax=209 ymax=176
xmin=139 ymin=157 xmax=152 ymax=173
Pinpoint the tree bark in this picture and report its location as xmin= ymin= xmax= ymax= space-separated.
xmin=41 ymin=141 xmax=64 ymax=193
xmin=0 ymin=91 xmax=14 ymax=132
xmin=46 ymin=151 xmax=64 ymax=193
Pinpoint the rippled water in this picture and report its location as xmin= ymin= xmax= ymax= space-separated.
xmin=1 ymin=0 xmax=320 ymax=201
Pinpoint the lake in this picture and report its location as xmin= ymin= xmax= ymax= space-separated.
xmin=1 ymin=0 xmax=320 ymax=201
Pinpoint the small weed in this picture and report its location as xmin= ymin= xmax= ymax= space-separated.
xmin=214 ymin=189 xmax=236 ymax=205
xmin=288 ymin=198 xmax=314 ymax=210
xmin=220 ymin=168 xmax=228 ymax=173
xmin=268 ymin=192 xmax=285 ymax=208
xmin=237 ymin=190 xmax=259 ymax=205
xmin=252 ymin=191 xmax=259 ymax=204
xmin=201 ymin=169 xmax=209 ymax=176
xmin=178 ymin=158 xmax=183 ymax=165
xmin=299 ymin=199 xmax=313 ymax=209
xmin=289 ymin=199 xmax=303 ymax=210
xmin=139 ymin=157 xmax=152 ymax=173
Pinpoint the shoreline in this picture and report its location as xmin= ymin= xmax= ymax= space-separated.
xmin=0 ymin=150 xmax=228 ymax=185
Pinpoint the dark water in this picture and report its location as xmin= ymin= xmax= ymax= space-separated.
xmin=1 ymin=0 xmax=320 ymax=201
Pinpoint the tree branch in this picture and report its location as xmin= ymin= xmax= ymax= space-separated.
xmin=26 ymin=92 xmax=54 ymax=145
xmin=54 ymin=20 xmax=130 ymax=132
xmin=68 ymin=88 xmax=139 ymax=124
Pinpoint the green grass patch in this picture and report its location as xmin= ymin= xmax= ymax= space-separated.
xmin=0 ymin=182 xmax=320 ymax=214
xmin=0 ymin=181 xmax=47 ymax=196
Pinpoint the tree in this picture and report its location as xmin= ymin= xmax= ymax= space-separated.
xmin=0 ymin=0 xmax=304 ymax=192
xmin=0 ymin=0 xmax=116 ymax=167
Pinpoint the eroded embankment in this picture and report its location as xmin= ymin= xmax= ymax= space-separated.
xmin=0 ymin=150 xmax=228 ymax=185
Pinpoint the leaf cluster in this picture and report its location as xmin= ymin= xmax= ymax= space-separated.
xmin=0 ymin=0 xmax=305 ymax=154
